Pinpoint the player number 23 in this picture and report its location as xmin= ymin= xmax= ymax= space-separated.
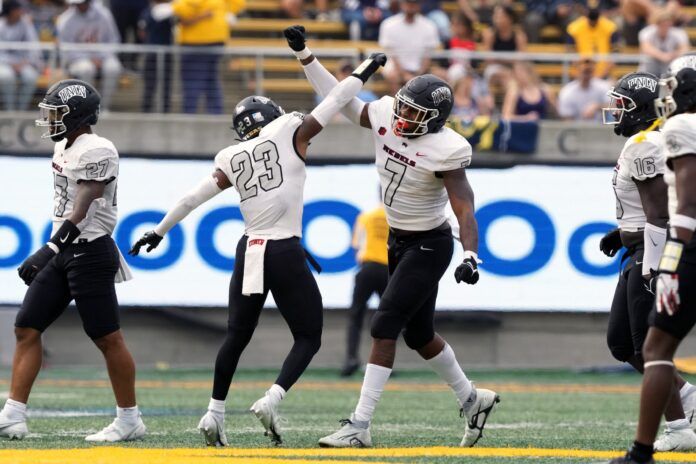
xmin=230 ymin=140 xmax=284 ymax=201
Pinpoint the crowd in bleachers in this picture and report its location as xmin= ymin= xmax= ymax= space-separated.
xmin=0 ymin=0 xmax=692 ymax=121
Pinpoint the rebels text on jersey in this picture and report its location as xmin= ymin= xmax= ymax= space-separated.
xmin=368 ymin=96 xmax=472 ymax=231
xmin=612 ymin=131 xmax=665 ymax=232
xmin=215 ymin=112 xmax=306 ymax=239
xmin=51 ymin=133 xmax=119 ymax=241
xmin=662 ymin=113 xmax=696 ymax=220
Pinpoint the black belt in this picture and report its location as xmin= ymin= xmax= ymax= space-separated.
xmin=389 ymin=221 xmax=451 ymax=238
xmin=304 ymin=248 xmax=322 ymax=273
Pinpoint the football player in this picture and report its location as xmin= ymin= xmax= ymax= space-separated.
xmin=284 ymin=26 xmax=499 ymax=448
xmin=128 ymin=54 xmax=386 ymax=446
xmin=610 ymin=53 xmax=696 ymax=464
xmin=600 ymin=72 xmax=696 ymax=452
xmin=0 ymin=79 xmax=144 ymax=442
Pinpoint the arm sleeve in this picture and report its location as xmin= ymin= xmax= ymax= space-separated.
xmin=75 ymin=148 xmax=119 ymax=182
xmin=154 ymin=174 xmax=222 ymax=236
xmin=302 ymin=59 xmax=366 ymax=125
xmin=310 ymin=75 xmax=364 ymax=127
xmin=643 ymin=223 xmax=667 ymax=277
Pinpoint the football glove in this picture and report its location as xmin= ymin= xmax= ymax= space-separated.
xmin=599 ymin=227 xmax=622 ymax=257
xmin=351 ymin=53 xmax=388 ymax=83
xmin=17 ymin=245 xmax=56 ymax=285
xmin=454 ymin=255 xmax=479 ymax=285
xmin=284 ymin=25 xmax=307 ymax=51
xmin=656 ymin=272 xmax=680 ymax=316
xmin=129 ymin=230 xmax=163 ymax=256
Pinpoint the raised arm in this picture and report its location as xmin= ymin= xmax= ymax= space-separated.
xmin=284 ymin=25 xmax=372 ymax=128
xmin=128 ymin=170 xmax=231 ymax=256
xmin=293 ymin=53 xmax=386 ymax=157
xmin=443 ymin=168 xmax=480 ymax=285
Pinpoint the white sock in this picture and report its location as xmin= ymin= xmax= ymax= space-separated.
xmin=426 ymin=343 xmax=473 ymax=408
xmin=208 ymin=398 xmax=226 ymax=418
xmin=116 ymin=405 xmax=139 ymax=425
xmin=353 ymin=363 xmax=392 ymax=424
xmin=680 ymin=382 xmax=696 ymax=401
xmin=267 ymin=384 xmax=286 ymax=407
xmin=2 ymin=399 xmax=27 ymax=421
xmin=666 ymin=418 xmax=690 ymax=430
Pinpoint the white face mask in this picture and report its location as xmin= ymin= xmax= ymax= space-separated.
xmin=35 ymin=102 xmax=71 ymax=139
xmin=601 ymin=89 xmax=638 ymax=126
xmin=391 ymin=93 xmax=439 ymax=137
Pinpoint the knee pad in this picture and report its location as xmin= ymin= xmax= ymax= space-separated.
xmin=370 ymin=310 xmax=407 ymax=340
xmin=402 ymin=327 xmax=435 ymax=350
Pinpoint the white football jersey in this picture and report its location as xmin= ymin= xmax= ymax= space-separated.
xmin=51 ymin=133 xmax=119 ymax=241
xmin=612 ymin=131 xmax=665 ymax=232
xmin=215 ymin=112 xmax=306 ymax=239
xmin=368 ymin=96 xmax=472 ymax=231
xmin=662 ymin=113 xmax=696 ymax=219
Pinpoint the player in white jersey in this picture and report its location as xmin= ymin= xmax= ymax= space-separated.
xmin=284 ymin=26 xmax=499 ymax=448
xmin=129 ymin=54 xmax=386 ymax=446
xmin=610 ymin=54 xmax=696 ymax=464
xmin=0 ymin=79 xmax=145 ymax=443
xmin=600 ymin=72 xmax=696 ymax=452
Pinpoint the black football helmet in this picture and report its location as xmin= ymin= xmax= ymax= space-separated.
xmin=602 ymin=72 xmax=659 ymax=137
xmin=232 ymin=95 xmax=285 ymax=141
xmin=655 ymin=53 xmax=696 ymax=119
xmin=35 ymin=79 xmax=100 ymax=142
xmin=392 ymin=74 xmax=453 ymax=138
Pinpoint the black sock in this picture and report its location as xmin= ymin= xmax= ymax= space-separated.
xmin=629 ymin=441 xmax=654 ymax=463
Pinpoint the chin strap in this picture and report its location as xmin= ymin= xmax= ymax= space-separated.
xmin=634 ymin=118 xmax=662 ymax=143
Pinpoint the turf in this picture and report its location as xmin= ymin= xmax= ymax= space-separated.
xmin=0 ymin=367 xmax=693 ymax=463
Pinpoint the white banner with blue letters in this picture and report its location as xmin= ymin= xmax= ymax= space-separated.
xmin=0 ymin=156 xmax=622 ymax=311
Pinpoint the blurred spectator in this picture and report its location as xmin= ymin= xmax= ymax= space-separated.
xmin=557 ymin=57 xmax=611 ymax=121
xmin=139 ymin=0 xmax=174 ymax=113
xmin=379 ymin=0 xmax=439 ymax=94
xmin=162 ymin=0 xmax=245 ymax=114
xmin=0 ymin=0 xmax=42 ymax=110
xmin=57 ymin=0 xmax=121 ymax=111
xmin=523 ymin=0 xmax=574 ymax=43
xmin=502 ymin=61 xmax=555 ymax=121
xmin=281 ymin=0 xmax=328 ymax=19
xmin=420 ymin=0 xmax=479 ymax=43
xmin=566 ymin=5 xmax=619 ymax=79
xmin=450 ymin=74 xmax=493 ymax=123
xmin=621 ymin=0 xmax=690 ymax=46
xmin=26 ymin=0 xmax=64 ymax=41
xmin=110 ymin=0 xmax=149 ymax=69
xmin=342 ymin=0 xmax=391 ymax=41
xmin=481 ymin=5 xmax=527 ymax=85
xmin=638 ymin=8 xmax=689 ymax=77
xmin=314 ymin=59 xmax=378 ymax=120
xmin=447 ymin=12 xmax=476 ymax=74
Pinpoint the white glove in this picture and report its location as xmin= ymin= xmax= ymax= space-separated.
xmin=152 ymin=3 xmax=174 ymax=21
xmin=656 ymin=272 xmax=680 ymax=316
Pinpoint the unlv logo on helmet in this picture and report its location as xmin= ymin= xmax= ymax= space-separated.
xmin=58 ymin=85 xmax=88 ymax=104
xmin=626 ymin=76 xmax=657 ymax=92
xmin=431 ymin=87 xmax=452 ymax=105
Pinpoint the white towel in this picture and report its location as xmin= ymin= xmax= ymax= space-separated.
xmin=242 ymin=237 xmax=268 ymax=295
xmin=115 ymin=246 xmax=133 ymax=283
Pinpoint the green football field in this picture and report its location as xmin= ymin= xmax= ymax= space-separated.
xmin=2 ymin=367 xmax=696 ymax=463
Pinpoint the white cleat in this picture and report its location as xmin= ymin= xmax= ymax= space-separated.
xmin=682 ymin=386 xmax=696 ymax=427
xmin=654 ymin=426 xmax=696 ymax=452
xmin=318 ymin=415 xmax=372 ymax=448
xmin=197 ymin=411 xmax=228 ymax=447
xmin=460 ymin=388 xmax=500 ymax=447
xmin=0 ymin=412 xmax=27 ymax=440
xmin=250 ymin=392 xmax=283 ymax=445
xmin=85 ymin=417 xmax=146 ymax=442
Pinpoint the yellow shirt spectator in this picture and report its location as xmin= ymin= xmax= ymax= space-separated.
xmin=172 ymin=0 xmax=245 ymax=44
xmin=353 ymin=207 xmax=389 ymax=266
xmin=567 ymin=14 xmax=618 ymax=78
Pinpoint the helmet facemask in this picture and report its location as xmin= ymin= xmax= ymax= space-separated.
xmin=392 ymin=92 xmax=439 ymax=137
xmin=602 ymin=89 xmax=637 ymax=126
xmin=36 ymin=102 xmax=71 ymax=141
xmin=654 ymin=75 xmax=679 ymax=120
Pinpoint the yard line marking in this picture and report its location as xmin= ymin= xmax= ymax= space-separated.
xmin=0 ymin=379 xmax=642 ymax=394
xmin=1 ymin=447 xmax=695 ymax=463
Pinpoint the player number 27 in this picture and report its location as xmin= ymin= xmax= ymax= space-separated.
xmin=230 ymin=140 xmax=284 ymax=201
xmin=384 ymin=158 xmax=407 ymax=206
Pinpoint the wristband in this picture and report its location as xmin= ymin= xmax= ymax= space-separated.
xmin=293 ymin=48 xmax=312 ymax=60
xmin=658 ymin=239 xmax=684 ymax=273
xmin=671 ymin=214 xmax=696 ymax=237
xmin=48 ymin=220 xmax=81 ymax=253
xmin=463 ymin=250 xmax=480 ymax=263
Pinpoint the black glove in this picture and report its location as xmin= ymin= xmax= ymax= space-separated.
xmin=17 ymin=245 xmax=56 ymax=285
xmin=454 ymin=256 xmax=479 ymax=285
xmin=599 ymin=228 xmax=622 ymax=257
xmin=284 ymin=25 xmax=306 ymax=51
xmin=351 ymin=52 xmax=388 ymax=83
xmin=129 ymin=231 xmax=163 ymax=256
